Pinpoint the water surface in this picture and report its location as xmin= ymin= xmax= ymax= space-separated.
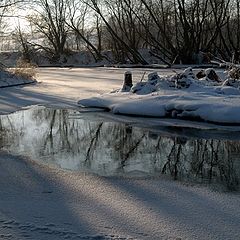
xmin=0 ymin=106 xmax=239 ymax=191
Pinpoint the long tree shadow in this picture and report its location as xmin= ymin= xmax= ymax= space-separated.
xmin=0 ymin=105 xmax=240 ymax=239
xmin=100 ymin=175 xmax=240 ymax=240
xmin=1 ymin=152 xmax=156 ymax=239
xmin=0 ymin=85 xmax=77 ymax=113
xmin=0 ymin=152 xmax=98 ymax=239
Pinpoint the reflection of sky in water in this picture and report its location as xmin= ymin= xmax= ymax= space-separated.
xmin=0 ymin=106 xmax=240 ymax=191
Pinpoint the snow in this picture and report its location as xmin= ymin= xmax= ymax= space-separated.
xmin=1 ymin=152 xmax=240 ymax=240
xmin=0 ymin=67 xmax=240 ymax=239
xmin=0 ymin=67 xmax=159 ymax=114
xmin=0 ymin=69 xmax=36 ymax=88
xmin=78 ymin=68 xmax=240 ymax=124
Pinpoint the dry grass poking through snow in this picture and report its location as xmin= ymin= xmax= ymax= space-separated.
xmin=12 ymin=59 xmax=37 ymax=80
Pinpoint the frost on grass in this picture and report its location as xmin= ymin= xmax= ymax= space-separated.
xmin=78 ymin=67 xmax=240 ymax=124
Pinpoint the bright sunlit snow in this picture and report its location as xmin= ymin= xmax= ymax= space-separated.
xmin=0 ymin=67 xmax=240 ymax=240
xmin=78 ymin=68 xmax=240 ymax=124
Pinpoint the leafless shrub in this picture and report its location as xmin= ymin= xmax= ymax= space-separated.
xmin=12 ymin=59 xmax=37 ymax=80
xmin=228 ymin=67 xmax=240 ymax=80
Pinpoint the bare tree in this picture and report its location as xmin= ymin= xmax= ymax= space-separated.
xmin=13 ymin=25 xmax=32 ymax=62
xmin=224 ymin=0 xmax=240 ymax=63
xmin=66 ymin=0 xmax=105 ymax=61
xmin=208 ymin=0 xmax=231 ymax=61
xmin=28 ymin=0 xmax=69 ymax=62
xmin=11 ymin=0 xmax=240 ymax=65
xmin=86 ymin=0 xmax=148 ymax=64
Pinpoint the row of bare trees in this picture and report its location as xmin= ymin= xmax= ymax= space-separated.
xmin=10 ymin=0 xmax=240 ymax=64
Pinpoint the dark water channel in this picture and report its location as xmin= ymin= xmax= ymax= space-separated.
xmin=0 ymin=106 xmax=240 ymax=191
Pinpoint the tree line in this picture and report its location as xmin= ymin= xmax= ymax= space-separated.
xmin=3 ymin=0 xmax=240 ymax=65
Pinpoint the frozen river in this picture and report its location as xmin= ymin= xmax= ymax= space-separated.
xmin=0 ymin=67 xmax=158 ymax=114
xmin=0 ymin=67 xmax=224 ymax=114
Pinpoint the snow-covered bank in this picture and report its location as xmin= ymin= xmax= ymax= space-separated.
xmin=78 ymin=68 xmax=240 ymax=124
xmin=0 ymin=69 xmax=36 ymax=88
xmin=0 ymin=152 xmax=240 ymax=240
xmin=0 ymin=67 xmax=240 ymax=240
xmin=0 ymin=67 xmax=155 ymax=114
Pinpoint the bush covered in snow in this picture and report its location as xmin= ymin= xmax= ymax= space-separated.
xmin=222 ymin=67 xmax=240 ymax=88
xmin=122 ymin=67 xmax=228 ymax=95
xmin=120 ymin=66 xmax=240 ymax=96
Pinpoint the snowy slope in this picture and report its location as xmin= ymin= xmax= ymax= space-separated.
xmin=0 ymin=69 xmax=36 ymax=88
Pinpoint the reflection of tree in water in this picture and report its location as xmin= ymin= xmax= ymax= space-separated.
xmin=109 ymin=124 xmax=146 ymax=169
xmin=161 ymin=138 xmax=184 ymax=180
xmin=0 ymin=118 xmax=10 ymax=148
xmin=31 ymin=108 xmax=106 ymax=169
xmin=189 ymin=140 xmax=239 ymax=190
xmin=0 ymin=107 xmax=240 ymax=191
xmin=43 ymin=109 xmax=56 ymax=150
xmin=85 ymin=123 xmax=103 ymax=166
xmin=0 ymin=111 xmax=27 ymax=148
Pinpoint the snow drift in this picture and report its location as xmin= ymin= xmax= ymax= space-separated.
xmin=78 ymin=67 xmax=240 ymax=124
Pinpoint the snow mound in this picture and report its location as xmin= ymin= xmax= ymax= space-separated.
xmin=78 ymin=68 xmax=240 ymax=124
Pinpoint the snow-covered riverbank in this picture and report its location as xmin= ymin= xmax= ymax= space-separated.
xmin=0 ymin=67 xmax=144 ymax=114
xmin=1 ymin=152 xmax=240 ymax=240
xmin=78 ymin=68 xmax=240 ymax=124
xmin=0 ymin=67 xmax=239 ymax=240
xmin=0 ymin=68 xmax=36 ymax=88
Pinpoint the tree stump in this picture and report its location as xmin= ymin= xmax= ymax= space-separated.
xmin=122 ymin=71 xmax=133 ymax=91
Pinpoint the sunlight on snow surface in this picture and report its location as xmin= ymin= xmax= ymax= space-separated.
xmin=78 ymin=67 xmax=240 ymax=124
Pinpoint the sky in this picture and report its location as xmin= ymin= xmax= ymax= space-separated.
xmin=5 ymin=7 xmax=31 ymax=32
xmin=7 ymin=16 xmax=29 ymax=31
